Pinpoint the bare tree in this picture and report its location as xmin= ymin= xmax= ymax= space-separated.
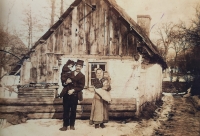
xmin=60 ymin=0 xmax=64 ymax=16
xmin=23 ymin=6 xmax=33 ymax=49
xmin=50 ymin=0 xmax=56 ymax=27
xmin=5 ymin=0 xmax=16 ymax=33
xmin=21 ymin=5 xmax=44 ymax=49
xmin=153 ymin=39 xmax=166 ymax=60
xmin=48 ymin=0 xmax=70 ymax=26
xmin=169 ymin=25 xmax=189 ymax=69
xmin=178 ymin=4 xmax=200 ymax=75
xmin=42 ymin=0 xmax=71 ymax=27
xmin=0 ymin=0 xmax=29 ymax=77
xmin=0 ymin=27 xmax=28 ymax=78
xmin=183 ymin=4 xmax=200 ymax=47
xmin=19 ymin=0 xmax=66 ymax=49
xmin=154 ymin=22 xmax=176 ymax=62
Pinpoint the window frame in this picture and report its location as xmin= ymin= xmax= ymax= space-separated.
xmin=88 ymin=62 xmax=107 ymax=87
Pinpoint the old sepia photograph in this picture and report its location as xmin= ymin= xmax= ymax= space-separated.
xmin=0 ymin=0 xmax=200 ymax=135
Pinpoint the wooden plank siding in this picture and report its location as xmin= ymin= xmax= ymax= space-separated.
xmin=9 ymin=0 xmax=167 ymax=77
xmin=47 ymin=0 xmax=137 ymax=57
xmin=0 ymin=98 xmax=136 ymax=119
xmin=26 ymin=0 xmax=141 ymax=84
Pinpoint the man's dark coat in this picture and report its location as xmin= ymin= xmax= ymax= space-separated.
xmin=62 ymin=71 xmax=85 ymax=101
xmin=62 ymin=70 xmax=85 ymax=127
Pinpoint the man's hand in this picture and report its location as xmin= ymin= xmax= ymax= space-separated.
xmin=68 ymin=89 xmax=75 ymax=95
xmin=66 ymin=78 xmax=72 ymax=84
xmin=102 ymin=86 xmax=108 ymax=90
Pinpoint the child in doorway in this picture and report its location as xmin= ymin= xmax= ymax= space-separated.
xmin=59 ymin=59 xmax=75 ymax=98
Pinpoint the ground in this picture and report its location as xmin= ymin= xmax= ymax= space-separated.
xmin=0 ymin=80 xmax=200 ymax=136
xmin=154 ymin=95 xmax=200 ymax=136
xmin=1 ymin=92 xmax=199 ymax=136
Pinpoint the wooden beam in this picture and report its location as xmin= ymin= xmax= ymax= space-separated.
xmin=39 ymin=39 xmax=46 ymax=44
xmin=18 ymin=91 xmax=55 ymax=93
xmin=0 ymin=98 xmax=136 ymax=106
xmin=70 ymin=6 xmax=75 ymax=9
xmin=0 ymin=111 xmax=135 ymax=119
xmin=143 ymin=45 xmax=153 ymax=57
xmin=0 ymin=104 xmax=135 ymax=113
xmin=50 ymin=28 xmax=56 ymax=32
xmin=28 ymin=112 xmax=135 ymax=119
xmin=17 ymin=94 xmax=55 ymax=97
xmin=59 ymin=17 xmax=64 ymax=21
xmin=61 ymin=54 xmax=134 ymax=60
xmin=18 ymin=89 xmax=55 ymax=92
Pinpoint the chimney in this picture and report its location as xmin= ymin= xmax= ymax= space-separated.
xmin=137 ymin=15 xmax=151 ymax=37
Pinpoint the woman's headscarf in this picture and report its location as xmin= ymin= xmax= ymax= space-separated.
xmin=95 ymin=68 xmax=103 ymax=79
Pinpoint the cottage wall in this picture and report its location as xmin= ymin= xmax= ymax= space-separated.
xmin=107 ymin=59 xmax=140 ymax=98
xmin=145 ymin=64 xmax=163 ymax=102
xmin=0 ymin=75 xmax=19 ymax=98
xmin=58 ymin=55 xmax=163 ymax=116
xmin=58 ymin=57 xmax=142 ymax=98
xmin=18 ymin=0 xmax=164 ymax=116
xmin=137 ymin=64 xmax=163 ymax=114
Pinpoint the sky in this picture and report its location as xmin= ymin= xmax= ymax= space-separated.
xmin=0 ymin=0 xmax=199 ymax=45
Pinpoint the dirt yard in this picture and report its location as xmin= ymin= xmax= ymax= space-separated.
xmin=153 ymin=95 xmax=200 ymax=136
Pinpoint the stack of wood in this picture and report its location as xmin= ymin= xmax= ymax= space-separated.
xmin=18 ymin=85 xmax=59 ymax=98
xmin=0 ymin=98 xmax=136 ymax=119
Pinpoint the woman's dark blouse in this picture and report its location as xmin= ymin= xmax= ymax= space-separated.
xmin=92 ymin=78 xmax=103 ymax=89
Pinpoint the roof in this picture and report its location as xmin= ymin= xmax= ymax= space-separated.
xmin=9 ymin=0 xmax=167 ymax=75
xmin=105 ymin=0 xmax=166 ymax=68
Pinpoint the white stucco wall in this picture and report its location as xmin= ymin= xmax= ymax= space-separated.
xmin=136 ymin=63 xmax=163 ymax=114
xmin=107 ymin=59 xmax=141 ymax=98
xmin=58 ymin=56 xmax=143 ymax=99
xmin=20 ymin=55 xmax=163 ymax=105
xmin=145 ymin=64 xmax=163 ymax=102
xmin=18 ymin=55 xmax=163 ymax=115
xmin=1 ymin=75 xmax=20 ymax=86
xmin=0 ymin=75 xmax=20 ymax=98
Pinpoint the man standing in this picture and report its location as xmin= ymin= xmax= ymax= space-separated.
xmin=59 ymin=59 xmax=85 ymax=131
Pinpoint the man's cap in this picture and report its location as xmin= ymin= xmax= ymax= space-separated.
xmin=76 ymin=59 xmax=84 ymax=66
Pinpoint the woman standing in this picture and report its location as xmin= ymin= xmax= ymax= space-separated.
xmin=89 ymin=68 xmax=111 ymax=128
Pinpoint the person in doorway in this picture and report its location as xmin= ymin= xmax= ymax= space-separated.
xmin=89 ymin=68 xmax=111 ymax=129
xmin=59 ymin=59 xmax=85 ymax=131
xmin=59 ymin=59 xmax=75 ymax=98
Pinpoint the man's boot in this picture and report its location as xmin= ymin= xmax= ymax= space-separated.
xmin=59 ymin=126 xmax=68 ymax=131
xmin=70 ymin=126 xmax=75 ymax=130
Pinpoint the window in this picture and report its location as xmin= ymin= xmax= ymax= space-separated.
xmin=88 ymin=62 xmax=107 ymax=86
